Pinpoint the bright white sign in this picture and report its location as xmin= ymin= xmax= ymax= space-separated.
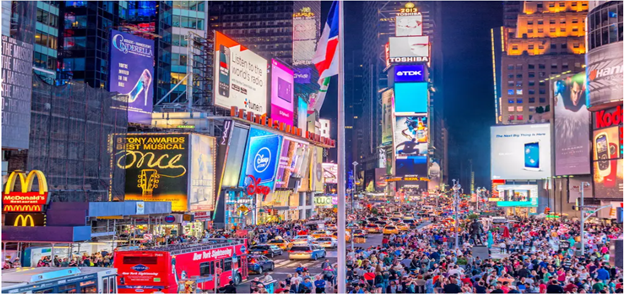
xmin=491 ymin=124 xmax=552 ymax=180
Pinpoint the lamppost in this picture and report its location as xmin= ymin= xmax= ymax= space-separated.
xmin=452 ymin=179 xmax=461 ymax=250
xmin=351 ymin=161 xmax=358 ymax=251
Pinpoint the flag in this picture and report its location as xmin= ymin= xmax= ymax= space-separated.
xmin=308 ymin=77 xmax=330 ymax=114
xmin=312 ymin=1 xmax=339 ymax=84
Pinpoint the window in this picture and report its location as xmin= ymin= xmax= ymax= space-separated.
xmin=539 ymin=97 xmax=546 ymax=103
xmin=529 ymin=89 xmax=535 ymax=95
xmin=516 ymin=81 xmax=523 ymax=87
xmin=123 ymin=256 xmax=158 ymax=264
xmin=561 ymin=43 xmax=567 ymax=49
xmin=529 ymin=81 xmax=535 ymax=86
xmin=539 ymin=45 xmax=544 ymax=49
xmin=549 ymin=3 xmax=555 ymax=8
xmin=517 ymin=106 xmax=524 ymax=112
xmin=512 ymin=45 xmax=518 ymax=51
xmin=223 ymin=258 xmax=233 ymax=272
xmin=508 ymin=106 xmax=515 ymax=112
xmin=538 ymin=20 xmax=544 ymax=25
xmin=507 ymin=65 xmax=514 ymax=70
xmin=529 ymin=106 xmax=536 ymax=112
xmin=528 ymin=44 xmax=534 ymax=49
xmin=538 ymin=28 xmax=544 ymax=33
xmin=517 ymin=115 xmax=524 ymax=121
xmin=508 ymin=74 xmax=514 ymax=79
xmin=573 ymin=43 xmax=580 ymax=48
xmin=516 ymin=89 xmax=523 ymax=95
xmin=559 ymin=3 xmax=565 ymax=7
xmin=172 ymin=34 xmax=180 ymax=46
xmin=529 ymin=97 xmax=536 ymax=103
xmin=516 ymin=74 xmax=523 ymax=79
xmin=508 ymin=89 xmax=515 ymax=95
xmin=560 ymin=19 xmax=566 ymax=24
xmin=550 ymin=19 xmax=556 ymax=24
xmin=529 ymin=72 xmax=535 ymax=78
xmin=516 ymin=64 xmax=523 ymax=71
xmin=508 ymin=81 xmax=514 ymax=87
xmin=509 ymin=115 xmax=515 ymax=121
xmin=517 ymin=99 xmax=523 ymax=104
xmin=528 ymin=29 xmax=534 ymax=34
xmin=64 ymin=37 xmax=86 ymax=50
xmin=528 ymin=21 xmax=534 ymax=25
xmin=539 ymin=64 xmax=545 ymax=69
xmin=560 ymin=27 xmax=566 ymax=32
xmin=528 ymin=64 xmax=535 ymax=69
xmin=572 ymin=2 xmax=577 ymax=6
xmin=562 ymin=63 xmax=569 ymax=69
xmin=539 ymin=81 xmax=545 ymax=86
xmin=539 ymin=89 xmax=546 ymax=95
xmin=200 ymin=261 xmax=214 ymax=277
xmin=508 ymin=99 xmax=515 ymax=104
xmin=537 ymin=3 xmax=543 ymax=8
xmin=572 ymin=19 xmax=579 ymax=24
xmin=550 ymin=44 xmax=557 ymax=50
xmin=550 ymin=28 xmax=556 ymax=33
xmin=180 ymin=54 xmax=187 ymax=66
xmin=551 ymin=63 xmax=558 ymax=69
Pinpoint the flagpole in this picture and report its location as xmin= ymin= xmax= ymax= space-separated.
xmin=336 ymin=0 xmax=347 ymax=294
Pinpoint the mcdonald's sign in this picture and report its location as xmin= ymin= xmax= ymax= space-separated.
xmin=3 ymin=204 xmax=43 ymax=212
xmin=3 ymin=213 xmax=46 ymax=227
xmin=2 ymin=170 xmax=49 ymax=208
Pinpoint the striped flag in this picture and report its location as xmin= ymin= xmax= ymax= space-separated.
xmin=312 ymin=1 xmax=339 ymax=84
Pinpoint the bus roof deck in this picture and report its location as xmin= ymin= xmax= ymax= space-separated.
xmin=115 ymin=238 xmax=247 ymax=256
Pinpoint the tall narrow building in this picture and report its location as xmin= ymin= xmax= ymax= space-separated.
xmin=498 ymin=1 xmax=588 ymax=124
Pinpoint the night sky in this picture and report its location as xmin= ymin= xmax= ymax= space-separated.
xmin=319 ymin=1 xmax=504 ymax=190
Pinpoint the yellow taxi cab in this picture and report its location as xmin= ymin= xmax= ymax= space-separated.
xmin=396 ymin=223 xmax=410 ymax=231
xmin=267 ymin=238 xmax=291 ymax=250
xmin=311 ymin=230 xmax=331 ymax=239
xmin=330 ymin=231 xmax=351 ymax=242
xmin=364 ymin=223 xmax=382 ymax=233
xmin=383 ymin=225 xmax=399 ymax=235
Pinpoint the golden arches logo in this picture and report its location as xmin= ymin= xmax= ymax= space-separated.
xmin=14 ymin=214 xmax=35 ymax=227
xmin=3 ymin=205 xmax=42 ymax=212
xmin=4 ymin=170 xmax=48 ymax=195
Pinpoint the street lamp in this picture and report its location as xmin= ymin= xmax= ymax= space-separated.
xmin=452 ymin=179 xmax=461 ymax=250
xmin=351 ymin=161 xmax=358 ymax=251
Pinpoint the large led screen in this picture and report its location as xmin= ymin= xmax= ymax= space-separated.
xmin=381 ymin=89 xmax=394 ymax=146
xmin=112 ymin=134 xmax=189 ymax=212
xmin=189 ymin=134 xmax=216 ymax=212
xmin=388 ymin=36 xmax=429 ymax=63
xmin=587 ymin=42 xmax=623 ymax=108
xmin=239 ymin=127 xmax=283 ymax=191
xmin=553 ymin=72 xmax=591 ymax=175
xmin=221 ymin=126 xmax=249 ymax=187
xmin=394 ymin=83 xmax=428 ymax=115
xmin=275 ymin=137 xmax=297 ymax=189
xmin=395 ymin=157 xmax=427 ymax=177
xmin=395 ymin=14 xmax=423 ymax=37
xmin=214 ymin=32 xmax=268 ymax=113
xmin=593 ymin=159 xmax=623 ymax=199
xmin=495 ymin=184 xmax=538 ymax=207
xmin=109 ymin=30 xmax=155 ymax=124
xmin=491 ymin=124 xmax=552 ymax=180
xmin=322 ymin=163 xmax=338 ymax=184
xmin=270 ymin=59 xmax=294 ymax=125
xmin=310 ymin=147 xmax=324 ymax=192
xmin=394 ymin=116 xmax=428 ymax=159
xmin=394 ymin=64 xmax=425 ymax=83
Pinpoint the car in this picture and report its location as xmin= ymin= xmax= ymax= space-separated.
xmin=248 ymin=255 xmax=275 ymax=274
xmin=374 ymin=220 xmax=388 ymax=227
xmin=250 ymin=244 xmax=283 ymax=258
xmin=325 ymin=223 xmax=337 ymax=231
xmin=289 ymin=245 xmax=327 ymax=260
xmin=366 ymin=217 xmax=379 ymax=223
xmin=291 ymin=235 xmax=316 ymax=245
xmin=383 ymin=225 xmax=399 ymax=235
xmin=391 ymin=212 xmax=403 ymax=218
xmin=390 ymin=217 xmax=401 ymax=223
xmin=311 ymin=230 xmax=332 ymax=238
xmin=267 ymin=238 xmax=291 ymax=250
xmin=351 ymin=229 xmax=368 ymax=237
xmin=396 ymin=223 xmax=410 ymax=231
xmin=364 ymin=223 xmax=382 ymax=233
xmin=316 ymin=237 xmax=338 ymax=248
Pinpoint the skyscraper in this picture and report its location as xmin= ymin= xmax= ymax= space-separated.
xmin=498 ymin=1 xmax=588 ymax=125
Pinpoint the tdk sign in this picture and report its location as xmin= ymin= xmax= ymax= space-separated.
xmin=394 ymin=65 xmax=425 ymax=83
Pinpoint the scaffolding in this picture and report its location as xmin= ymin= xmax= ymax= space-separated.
xmin=27 ymin=74 xmax=128 ymax=202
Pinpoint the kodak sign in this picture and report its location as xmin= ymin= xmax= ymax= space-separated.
xmin=2 ymin=170 xmax=49 ymax=209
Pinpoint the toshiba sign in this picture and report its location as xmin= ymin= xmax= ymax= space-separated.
xmin=587 ymin=42 xmax=623 ymax=109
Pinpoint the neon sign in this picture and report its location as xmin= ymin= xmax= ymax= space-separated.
xmin=245 ymin=175 xmax=270 ymax=197
xmin=2 ymin=170 xmax=49 ymax=208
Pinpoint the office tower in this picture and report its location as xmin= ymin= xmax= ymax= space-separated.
xmin=33 ymin=2 xmax=60 ymax=84
xmin=498 ymin=1 xmax=588 ymax=125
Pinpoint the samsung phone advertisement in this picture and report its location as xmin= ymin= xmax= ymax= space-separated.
xmin=239 ymin=127 xmax=283 ymax=191
xmin=270 ymin=59 xmax=294 ymax=125
xmin=214 ymin=32 xmax=268 ymax=113
xmin=553 ymin=72 xmax=591 ymax=176
xmin=491 ymin=124 xmax=552 ymax=180
xmin=394 ymin=116 xmax=428 ymax=159
xmin=109 ymin=30 xmax=155 ymax=124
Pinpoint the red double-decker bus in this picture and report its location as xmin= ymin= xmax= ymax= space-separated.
xmin=114 ymin=239 xmax=248 ymax=293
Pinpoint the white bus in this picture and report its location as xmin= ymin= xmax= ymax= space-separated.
xmin=2 ymin=267 xmax=117 ymax=294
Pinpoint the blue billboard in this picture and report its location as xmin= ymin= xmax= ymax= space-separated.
xmin=239 ymin=127 xmax=283 ymax=191
xmin=395 ymin=157 xmax=427 ymax=177
xmin=109 ymin=30 xmax=155 ymax=124
xmin=394 ymin=82 xmax=428 ymax=115
xmin=394 ymin=65 xmax=425 ymax=83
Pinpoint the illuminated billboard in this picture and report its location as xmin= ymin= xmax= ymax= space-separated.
xmin=394 ymin=116 xmax=428 ymax=159
xmin=109 ymin=30 xmax=155 ymax=124
xmin=275 ymin=137 xmax=297 ymax=189
xmin=239 ymin=127 xmax=283 ymax=191
xmin=491 ymin=124 xmax=552 ymax=180
xmin=395 ymin=14 xmax=423 ymax=37
xmin=270 ymin=59 xmax=294 ymax=125
xmin=388 ymin=36 xmax=429 ymax=63
xmin=395 ymin=157 xmax=427 ymax=177
xmin=112 ymin=134 xmax=190 ymax=212
xmin=593 ymin=159 xmax=623 ymax=199
xmin=592 ymin=105 xmax=623 ymax=198
xmin=394 ymin=83 xmax=428 ymax=115
xmin=495 ymin=184 xmax=538 ymax=207
xmin=553 ymin=72 xmax=591 ymax=175
xmin=189 ymin=134 xmax=216 ymax=212
xmin=292 ymin=3 xmax=320 ymax=66
xmin=297 ymin=96 xmax=308 ymax=134
xmin=381 ymin=89 xmax=394 ymax=146
xmin=310 ymin=147 xmax=324 ymax=192
xmin=221 ymin=126 xmax=249 ymax=188
xmin=214 ymin=32 xmax=268 ymax=113
xmin=322 ymin=163 xmax=338 ymax=184
xmin=394 ymin=64 xmax=425 ymax=83
xmin=587 ymin=42 xmax=623 ymax=109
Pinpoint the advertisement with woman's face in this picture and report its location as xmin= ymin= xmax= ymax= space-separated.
xmin=553 ymin=72 xmax=591 ymax=176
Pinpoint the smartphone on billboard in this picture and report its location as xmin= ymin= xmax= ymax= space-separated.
xmin=523 ymin=141 xmax=540 ymax=171
xmin=219 ymin=45 xmax=230 ymax=97
xmin=594 ymin=133 xmax=611 ymax=176
xmin=277 ymin=77 xmax=292 ymax=103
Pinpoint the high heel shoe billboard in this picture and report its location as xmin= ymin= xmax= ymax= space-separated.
xmin=109 ymin=30 xmax=155 ymax=125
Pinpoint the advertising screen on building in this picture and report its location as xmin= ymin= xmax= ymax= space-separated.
xmin=495 ymin=184 xmax=538 ymax=207
xmin=271 ymin=59 xmax=294 ymax=125
xmin=394 ymin=64 xmax=425 ymax=83
xmin=394 ymin=83 xmax=428 ymax=115
xmin=189 ymin=134 xmax=216 ymax=212
xmin=394 ymin=116 xmax=428 ymax=159
xmin=297 ymin=96 xmax=308 ymax=134
xmin=381 ymin=89 xmax=395 ymax=146
xmin=553 ymin=72 xmax=591 ymax=175
xmin=491 ymin=124 xmax=552 ymax=180
xmin=322 ymin=163 xmax=338 ymax=184
xmin=292 ymin=3 xmax=320 ymax=66
xmin=587 ymin=42 xmax=623 ymax=109
xmin=112 ymin=134 xmax=189 ymax=212
xmin=395 ymin=157 xmax=427 ymax=177
xmin=294 ymin=68 xmax=311 ymax=84
xmin=310 ymin=147 xmax=324 ymax=192
xmin=109 ymin=30 xmax=155 ymax=125
xmin=1 ymin=35 xmax=33 ymax=150
xmin=388 ymin=36 xmax=429 ymax=63
xmin=275 ymin=138 xmax=296 ymax=189
xmin=592 ymin=105 xmax=622 ymax=198
xmin=593 ymin=159 xmax=622 ymax=199
xmin=375 ymin=168 xmax=387 ymax=189
xmin=214 ymin=32 xmax=268 ymax=113
xmin=395 ymin=14 xmax=423 ymax=37
xmin=221 ymin=125 xmax=249 ymax=188
xmin=239 ymin=127 xmax=283 ymax=191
